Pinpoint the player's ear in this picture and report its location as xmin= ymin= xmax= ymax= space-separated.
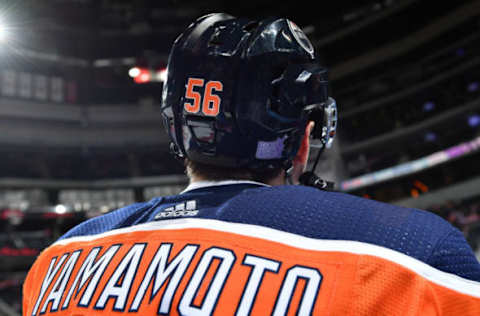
xmin=291 ymin=121 xmax=314 ymax=183
xmin=294 ymin=121 xmax=314 ymax=166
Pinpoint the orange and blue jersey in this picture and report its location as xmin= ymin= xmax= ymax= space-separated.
xmin=23 ymin=181 xmax=480 ymax=315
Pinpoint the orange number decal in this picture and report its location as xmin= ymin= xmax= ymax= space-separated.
xmin=202 ymin=81 xmax=223 ymax=116
xmin=184 ymin=78 xmax=204 ymax=113
xmin=184 ymin=78 xmax=223 ymax=116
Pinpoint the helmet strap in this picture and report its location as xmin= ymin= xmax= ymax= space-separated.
xmin=298 ymin=141 xmax=335 ymax=191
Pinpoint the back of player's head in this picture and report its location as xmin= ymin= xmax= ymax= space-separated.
xmin=161 ymin=13 xmax=337 ymax=171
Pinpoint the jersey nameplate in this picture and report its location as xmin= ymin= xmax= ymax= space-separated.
xmin=30 ymin=239 xmax=322 ymax=315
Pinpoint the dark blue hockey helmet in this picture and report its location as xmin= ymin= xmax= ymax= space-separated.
xmin=161 ymin=13 xmax=337 ymax=169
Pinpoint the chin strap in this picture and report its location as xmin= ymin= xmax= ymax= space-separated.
xmin=298 ymin=142 xmax=335 ymax=191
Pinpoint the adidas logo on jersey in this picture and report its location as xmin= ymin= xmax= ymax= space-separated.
xmin=154 ymin=200 xmax=198 ymax=219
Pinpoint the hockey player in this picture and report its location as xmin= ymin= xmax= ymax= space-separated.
xmin=23 ymin=13 xmax=480 ymax=315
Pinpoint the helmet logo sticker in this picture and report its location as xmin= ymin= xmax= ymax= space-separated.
xmin=184 ymin=77 xmax=223 ymax=116
xmin=287 ymin=20 xmax=314 ymax=57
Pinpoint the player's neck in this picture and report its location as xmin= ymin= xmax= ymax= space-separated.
xmin=267 ymin=171 xmax=286 ymax=186
xmin=187 ymin=172 xmax=286 ymax=186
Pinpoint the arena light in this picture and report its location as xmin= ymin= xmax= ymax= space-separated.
xmin=54 ymin=204 xmax=67 ymax=214
xmin=424 ymin=132 xmax=437 ymax=142
xmin=134 ymin=68 xmax=151 ymax=84
xmin=422 ymin=101 xmax=435 ymax=112
xmin=128 ymin=66 xmax=151 ymax=84
xmin=129 ymin=67 xmax=167 ymax=83
xmin=0 ymin=18 xmax=11 ymax=44
xmin=0 ymin=27 xmax=7 ymax=43
xmin=468 ymin=114 xmax=480 ymax=127
xmin=467 ymin=82 xmax=479 ymax=92
xmin=128 ymin=67 xmax=141 ymax=78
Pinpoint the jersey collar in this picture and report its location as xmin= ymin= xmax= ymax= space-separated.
xmin=181 ymin=180 xmax=270 ymax=194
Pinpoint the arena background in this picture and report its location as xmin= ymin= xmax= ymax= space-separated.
xmin=0 ymin=0 xmax=478 ymax=314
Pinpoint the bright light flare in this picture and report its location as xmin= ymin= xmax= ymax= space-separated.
xmin=0 ymin=20 xmax=10 ymax=43
xmin=0 ymin=15 xmax=13 ymax=44
xmin=0 ymin=28 xmax=7 ymax=42
xmin=54 ymin=204 xmax=67 ymax=214
xmin=128 ymin=67 xmax=141 ymax=78
xmin=134 ymin=69 xmax=151 ymax=84
xmin=129 ymin=67 xmax=167 ymax=83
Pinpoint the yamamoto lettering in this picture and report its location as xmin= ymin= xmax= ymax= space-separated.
xmin=31 ymin=242 xmax=322 ymax=315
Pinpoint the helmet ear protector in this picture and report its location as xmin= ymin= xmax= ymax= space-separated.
xmin=273 ymin=62 xmax=337 ymax=148
xmin=309 ymin=97 xmax=337 ymax=149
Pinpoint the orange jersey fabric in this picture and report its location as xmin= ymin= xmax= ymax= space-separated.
xmin=23 ymin=219 xmax=480 ymax=316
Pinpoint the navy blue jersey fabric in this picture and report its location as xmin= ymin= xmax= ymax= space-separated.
xmin=60 ymin=182 xmax=480 ymax=281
